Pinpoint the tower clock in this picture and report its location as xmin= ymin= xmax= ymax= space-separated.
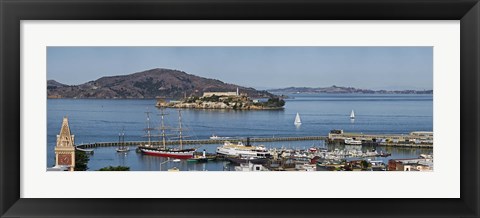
xmin=54 ymin=117 xmax=76 ymax=171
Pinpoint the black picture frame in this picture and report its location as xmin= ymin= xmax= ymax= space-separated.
xmin=1 ymin=0 xmax=479 ymax=217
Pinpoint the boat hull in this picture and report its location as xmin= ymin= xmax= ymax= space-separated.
xmin=345 ymin=143 xmax=362 ymax=145
xmin=188 ymin=157 xmax=208 ymax=162
xmin=140 ymin=148 xmax=194 ymax=159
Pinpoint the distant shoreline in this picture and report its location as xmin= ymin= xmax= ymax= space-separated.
xmin=268 ymin=85 xmax=432 ymax=95
xmin=47 ymin=92 xmax=433 ymax=99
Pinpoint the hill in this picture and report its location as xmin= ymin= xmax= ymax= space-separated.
xmin=268 ymin=85 xmax=433 ymax=94
xmin=47 ymin=80 xmax=67 ymax=89
xmin=47 ymin=68 xmax=275 ymax=99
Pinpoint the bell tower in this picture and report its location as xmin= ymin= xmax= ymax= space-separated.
xmin=54 ymin=116 xmax=76 ymax=171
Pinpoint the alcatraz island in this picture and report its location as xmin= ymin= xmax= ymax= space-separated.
xmin=47 ymin=68 xmax=286 ymax=110
xmin=156 ymin=88 xmax=285 ymax=110
xmin=47 ymin=67 xmax=431 ymax=110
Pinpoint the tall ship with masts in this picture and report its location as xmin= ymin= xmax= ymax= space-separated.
xmin=116 ymin=128 xmax=129 ymax=152
xmin=138 ymin=109 xmax=195 ymax=159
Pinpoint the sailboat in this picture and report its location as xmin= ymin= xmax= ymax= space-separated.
xmin=116 ymin=128 xmax=129 ymax=152
xmin=294 ymin=112 xmax=302 ymax=125
xmin=350 ymin=110 xmax=355 ymax=119
xmin=138 ymin=109 xmax=195 ymax=159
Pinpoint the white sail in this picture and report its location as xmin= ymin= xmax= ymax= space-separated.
xmin=294 ymin=113 xmax=302 ymax=125
xmin=350 ymin=110 xmax=355 ymax=119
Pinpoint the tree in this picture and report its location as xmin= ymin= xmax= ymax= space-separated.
xmin=361 ymin=160 xmax=370 ymax=169
xmin=201 ymin=94 xmax=220 ymax=102
xmin=98 ymin=166 xmax=130 ymax=171
xmin=263 ymin=97 xmax=285 ymax=107
xmin=74 ymin=151 xmax=90 ymax=171
xmin=185 ymin=96 xmax=199 ymax=103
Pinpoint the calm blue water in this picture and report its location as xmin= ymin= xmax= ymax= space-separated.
xmin=47 ymin=94 xmax=433 ymax=171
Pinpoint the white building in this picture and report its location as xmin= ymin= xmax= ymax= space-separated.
xmin=202 ymin=88 xmax=240 ymax=97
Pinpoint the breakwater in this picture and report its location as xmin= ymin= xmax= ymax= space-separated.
xmin=75 ymin=132 xmax=433 ymax=149
xmin=76 ymin=136 xmax=327 ymax=149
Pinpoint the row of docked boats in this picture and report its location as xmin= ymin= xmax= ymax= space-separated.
xmin=126 ymin=109 xmax=390 ymax=171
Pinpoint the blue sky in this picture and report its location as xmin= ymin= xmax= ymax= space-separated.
xmin=47 ymin=47 xmax=432 ymax=90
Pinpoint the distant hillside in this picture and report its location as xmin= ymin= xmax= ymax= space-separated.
xmin=47 ymin=80 xmax=68 ymax=89
xmin=268 ymin=85 xmax=433 ymax=94
xmin=47 ymin=68 xmax=275 ymax=99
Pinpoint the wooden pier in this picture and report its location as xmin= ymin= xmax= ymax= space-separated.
xmin=75 ymin=131 xmax=434 ymax=149
xmin=328 ymin=130 xmax=433 ymax=148
xmin=76 ymin=136 xmax=327 ymax=149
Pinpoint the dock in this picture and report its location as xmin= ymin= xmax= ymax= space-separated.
xmin=328 ymin=130 xmax=433 ymax=148
xmin=76 ymin=136 xmax=327 ymax=149
xmin=75 ymin=131 xmax=433 ymax=149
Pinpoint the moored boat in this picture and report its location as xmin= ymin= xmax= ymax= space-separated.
xmin=139 ymin=147 xmax=195 ymax=159
xmin=210 ymin=134 xmax=231 ymax=140
xmin=76 ymin=147 xmax=94 ymax=154
xmin=187 ymin=150 xmax=210 ymax=162
xmin=344 ymin=138 xmax=362 ymax=145
xmin=217 ymin=138 xmax=271 ymax=164
xmin=139 ymin=109 xmax=195 ymax=159
xmin=216 ymin=139 xmax=271 ymax=158
xmin=116 ymin=129 xmax=130 ymax=152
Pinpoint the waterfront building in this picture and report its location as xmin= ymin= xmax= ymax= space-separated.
xmin=328 ymin=130 xmax=434 ymax=145
xmin=202 ymin=87 xmax=240 ymax=97
xmin=54 ymin=117 xmax=76 ymax=171
xmin=202 ymin=91 xmax=238 ymax=97
xmin=388 ymin=158 xmax=433 ymax=171
xmin=409 ymin=131 xmax=433 ymax=137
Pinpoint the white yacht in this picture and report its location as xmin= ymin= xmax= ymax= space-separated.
xmin=216 ymin=141 xmax=271 ymax=158
xmin=210 ymin=134 xmax=231 ymax=140
xmin=344 ymin=138 xmax=362 ymax=145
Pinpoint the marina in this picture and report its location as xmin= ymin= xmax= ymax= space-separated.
xmin=48 ymin=93 xmax=433 ymax=171
xmin=69 ymin=141 xmax=432 ymax=171
xmin=68 ymin=130 xmax=432 ymax=171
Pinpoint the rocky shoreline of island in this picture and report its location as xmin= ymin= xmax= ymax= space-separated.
xmin=156 ymin=92 xmax=285 ymax=110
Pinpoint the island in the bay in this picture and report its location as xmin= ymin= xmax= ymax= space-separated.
xmin=156 ymin=90 xmax=285 ymax=110
xmin=47 ymin=68 xmax=285 ymax=110
xmin=47 ymin=67 xmax=432 ymax=110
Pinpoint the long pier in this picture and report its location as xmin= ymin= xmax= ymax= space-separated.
xmin=328 ymin=130 xmax=433 ymax=148
xmin=76 ymin=136 xmax=327 ymax=149
xmin=76 ymin=132 xmax=433 ymax=149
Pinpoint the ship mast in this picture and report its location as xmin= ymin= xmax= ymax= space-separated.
xmin=145 ymin=111 xmax=153 ymax=146
xmin=121 ymin=128 xmax=125 ymax=149
xmin=118 ymin=127 xmax=125 ymax=149
xmin=118 ymin=132 xmax=122 ymax=149
xmin=178 ymin=109 xmax=183 ymax=150
xmin=159 ymin=108 xmax=167 ymax=150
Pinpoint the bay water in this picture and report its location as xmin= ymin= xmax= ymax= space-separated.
xmin=47 ymin=94 xmax=433 ymax=171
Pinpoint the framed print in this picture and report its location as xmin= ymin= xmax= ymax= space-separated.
xmin=1 ymin=0 xmax=479 ymax=217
